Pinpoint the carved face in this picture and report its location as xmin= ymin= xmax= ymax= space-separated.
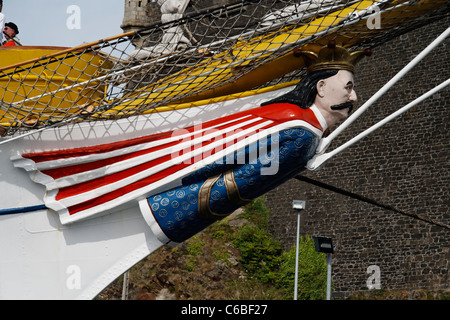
xmin=314 ymin=70 xmax=357 ymax=127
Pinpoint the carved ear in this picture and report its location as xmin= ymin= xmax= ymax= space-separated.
xmin=316 ymin=79 xmax=326 ymax=98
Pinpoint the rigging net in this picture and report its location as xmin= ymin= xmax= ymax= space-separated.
xmin=0 ymin=0 xmax=448 ymax=137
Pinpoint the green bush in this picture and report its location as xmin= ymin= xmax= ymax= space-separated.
xmin=233 ymin=223 xmax=282 ymax=283
xmin=233 ymin=197 xmax=328 ymax=299
xmin=241 ymin=196 xmax=272 ymax=229
xmin=185 ymin=235 xmax=205 ymax=272
xmin=277 ymin=237 xmax=328 ymax=300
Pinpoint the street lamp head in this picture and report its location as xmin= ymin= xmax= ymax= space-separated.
xmin=313 ymin=236 xmax=335 ymax=254
xmin=292 ymin=200 xmax=306 ymax=210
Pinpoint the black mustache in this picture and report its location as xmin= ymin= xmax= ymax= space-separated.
xmin=331 ymin=102 xmax=353 ymax=113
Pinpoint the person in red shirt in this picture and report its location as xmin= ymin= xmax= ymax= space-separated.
xmin=3 ymin=22 xmax=20 ymax=46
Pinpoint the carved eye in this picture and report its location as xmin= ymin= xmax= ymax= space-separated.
xmin=345 ymin=83 xmax=354 ymax=92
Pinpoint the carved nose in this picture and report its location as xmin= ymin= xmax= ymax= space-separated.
xmin=349 ymin=90 xmax=357 ymax=102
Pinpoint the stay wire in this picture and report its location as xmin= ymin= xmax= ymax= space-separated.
xmin=294 ymin=175 xmax=450 ymax=231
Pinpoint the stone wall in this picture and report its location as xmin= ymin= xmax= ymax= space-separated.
xmin=265 ymin=16 xmax=449 ymax=298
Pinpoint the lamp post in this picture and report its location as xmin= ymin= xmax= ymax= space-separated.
xmin=292 ymin=200 xmax=306 ymax=300
xmin=313 ymin=236 xmax=335 ymax=300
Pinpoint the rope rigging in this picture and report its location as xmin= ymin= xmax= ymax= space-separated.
xmin=295 ymin=175 xmax=450 ymax=231
xmin=0 ymin=0 xmax=448 ymax=138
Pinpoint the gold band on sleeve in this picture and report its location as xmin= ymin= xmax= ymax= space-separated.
xmin=198 ymin=170 xmax=251 ymax=220
xmin=223 ymin=170 xmax=251 ymax=207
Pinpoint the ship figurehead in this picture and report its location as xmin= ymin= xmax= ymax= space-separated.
xmin=13 ymin=41 xmax=371 ymax=244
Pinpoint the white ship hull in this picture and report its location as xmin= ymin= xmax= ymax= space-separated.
xmin=0 ymin=85 xmax=292 ymax=299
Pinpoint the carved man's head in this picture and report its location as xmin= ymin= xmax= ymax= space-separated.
xmin=262 ymin=42 xmax=370 ymax=128
xmin=313 ymin=69 xmax=357 ymax=127
xmin=300 ymin=42 xmax=369 ymax=127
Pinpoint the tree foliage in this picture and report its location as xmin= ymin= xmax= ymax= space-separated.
xmin=233 ymin=197 xmax=328 ymax=299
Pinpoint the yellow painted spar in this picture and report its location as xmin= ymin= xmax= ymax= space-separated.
xmin=140 ymin=79 xmax=301 ymax=115
xmin=0 ymin=46 xmax=113 ymax=125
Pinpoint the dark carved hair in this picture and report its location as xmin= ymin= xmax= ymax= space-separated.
xmin=261 ymin=69 xmax=339 ymax=109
